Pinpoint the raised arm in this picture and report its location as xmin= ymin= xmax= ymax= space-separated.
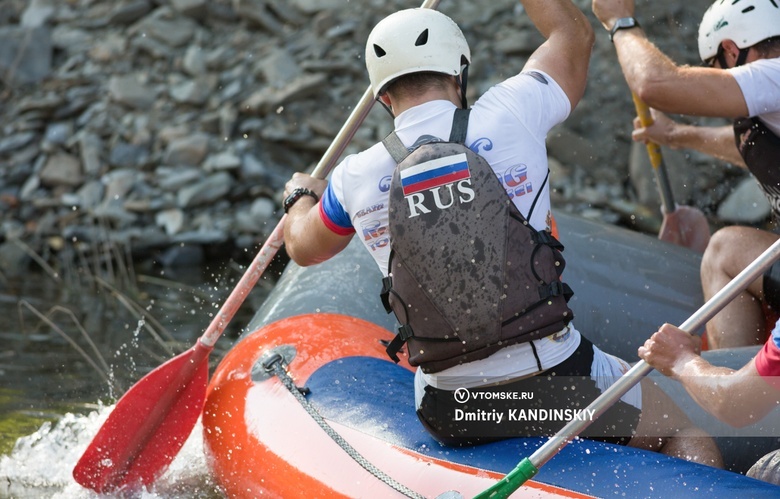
xmin=592 ymin=0 xmax=749 ymax=118
xmin=521 ymin=0 xmax=595 ymax=108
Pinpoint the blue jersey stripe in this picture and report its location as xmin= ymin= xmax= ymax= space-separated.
xmin=320 ymin=184 xmax=353 ymax=231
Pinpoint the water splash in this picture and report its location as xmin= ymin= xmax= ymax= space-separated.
xmin=0 ymin=406 xmax=221 ymax=498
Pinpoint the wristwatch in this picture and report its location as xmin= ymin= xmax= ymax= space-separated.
xmin=283 ymin=187 xmax=319 ymax=213
xmin=609 ymin=17 xmax=640 ymax=42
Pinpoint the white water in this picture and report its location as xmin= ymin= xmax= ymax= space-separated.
xmin=0 ymin=406 xmax=219 ymax=498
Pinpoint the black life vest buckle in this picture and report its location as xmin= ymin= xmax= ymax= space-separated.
xmin=385 ymin=324 xmax=414 ymax=363
xmin=533 ymin=230 xmax=564 ymax=250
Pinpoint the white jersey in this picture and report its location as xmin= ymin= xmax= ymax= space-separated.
xmin=319 ymin=70 xmax=582 ymax=397
xmin=729 ymin=57 xmax=780 ymax=136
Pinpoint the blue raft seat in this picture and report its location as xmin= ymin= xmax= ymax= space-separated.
xmin=305 ymin=356 xmax=780 ymax=497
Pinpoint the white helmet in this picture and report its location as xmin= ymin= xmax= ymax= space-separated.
xmin=365 ymin=8 xmax=471 ymax=97
xmin=697 ymin=0 xmax=780 ymax=61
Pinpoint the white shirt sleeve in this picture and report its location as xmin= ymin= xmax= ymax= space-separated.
xmin=729 ymin=58 xmax=780 ymax=117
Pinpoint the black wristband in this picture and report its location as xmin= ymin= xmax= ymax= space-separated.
xmin=609 ymin=17 xmax=640 ymax=42
xmin=283 ymin=187 xmax=319 ymax=213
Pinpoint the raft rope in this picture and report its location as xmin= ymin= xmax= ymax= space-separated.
xmin=263 ymin=353 xmax=426 ymax=499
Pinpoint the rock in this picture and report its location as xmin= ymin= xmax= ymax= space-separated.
xmin=177 ymin=172 xmax=234 ymax=208
xmin=20 ymin=0 xmax=56 ymax=28
xmin=108 ymin=74 xmax=157 ymax=110
xmin=164 ymin=134 xmax=211 ymax=166
xmin=0 ymin=240 xmax=31 ymax=277
xmin=40 ymin=153 xmax=82 ymax=187
xmin=717 ymin=178 xmax=772 ymax=223
xmin=628 ymin=140 xmax=697 ymax=209
xmin=0 ymin=26 xmax=52 ymax=85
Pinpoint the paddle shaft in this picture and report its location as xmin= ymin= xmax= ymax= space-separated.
xmin=477 ymin=237 xmax=780 ymax=498
xmin=200 ymin=0 xmax=442 ymax=347
xmin=632 ymin=94 xmax=676 ymax=214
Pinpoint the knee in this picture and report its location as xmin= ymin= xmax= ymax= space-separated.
xmin=701 ymin=228 xmax=742 ymax=277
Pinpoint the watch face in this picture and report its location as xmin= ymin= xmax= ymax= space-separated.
xmin=610 ymin=17 xmax=638 ymax=40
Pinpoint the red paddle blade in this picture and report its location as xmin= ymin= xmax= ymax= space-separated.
xmin=73 ymin=342 xmax=212 ymax=493
xmin=659 ymin=205 xmax=711 ymax=253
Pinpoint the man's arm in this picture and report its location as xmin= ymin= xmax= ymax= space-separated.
xmin=521 ymin=0 xmax=594 ymax=108
xmin=283 ymin=173 xmax=353 ymax=266
xmin=592 ymin=0 xmax=749 ymax=118
xmin=632 ymin=110 xmax=747 ymax=167
xmin=638 ymin=323 xmax=780 ymax=427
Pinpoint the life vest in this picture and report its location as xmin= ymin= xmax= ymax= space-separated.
xmin=380 ymin=108 xmax=574 ymax=373
xmin=734 ymin=117 xmax=780 ymax=219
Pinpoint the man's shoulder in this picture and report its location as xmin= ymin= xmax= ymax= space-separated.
xmin=330 ymin=142 xmax=393 ymax=191
xmin=477 ymin=69 xmax=568 ymax=113
xmin=734 ymin=57 xmax=780 ymax=77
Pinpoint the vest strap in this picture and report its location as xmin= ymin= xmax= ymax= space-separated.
xmin=385 ymin=324 xmax=414 ymax=363
xmin=448 ymin=108 xmax=471 ymax=143
xmin=382 ymin=132 xmax=409 ymax=164
xmin=380 ymin=276 xmax=393 ymax=313
xmin=532 ymin=230 xmax=564 ymax=250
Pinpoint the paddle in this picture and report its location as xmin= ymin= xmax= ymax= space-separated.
xmin=72 ymin=0 xmax=444 ymax=492
xmin=473 ymin=236 xmax=780 ymax=499
xmin=632 ymin=94 xmax=710 ymax=253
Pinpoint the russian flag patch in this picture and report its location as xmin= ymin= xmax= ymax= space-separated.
xmin=400 ymin=153 xmax=471 ymax=196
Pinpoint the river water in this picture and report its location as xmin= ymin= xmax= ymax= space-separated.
xmin=0 ymin=253 xmax=282 ymax=498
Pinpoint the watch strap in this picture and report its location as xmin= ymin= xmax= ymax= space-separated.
xmin=609 ymin=17 xmax=640 ymax=42
xmin=283 ymin=187 xmax=319 ymax=213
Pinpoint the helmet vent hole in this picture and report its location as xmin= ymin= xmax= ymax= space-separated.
xmin=415 ymin=29 xmax=429 ymax=47
xmin=373 ymin=44 xmax=386 ymax=58
xmin=742 ymin=6 xmax=755 ymax=13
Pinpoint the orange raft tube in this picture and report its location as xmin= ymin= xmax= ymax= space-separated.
xmin=203 ymin=313 xmax=593 ymax=498
xmin=202 ymin=313 xmax=780 ymax=498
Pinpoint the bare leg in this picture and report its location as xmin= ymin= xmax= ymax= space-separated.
xmin=700 ymin=226 xmax=778 ymax=349
xmin=629 ymin=378 xmax=724 ymax=468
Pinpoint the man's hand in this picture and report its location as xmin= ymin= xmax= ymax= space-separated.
xmin=283 ymin=172 xmax=328 ymax=201
xmin=592 ymin=0 xmax=636 ymax=31
xmin=631 ymin=108 xmax=678 ymax=148
xmin=638 ymin=323 xmax=702 ymax=380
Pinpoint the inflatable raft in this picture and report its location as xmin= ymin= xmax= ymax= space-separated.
xmin=203 ymin=212 xmax=780 ymax=497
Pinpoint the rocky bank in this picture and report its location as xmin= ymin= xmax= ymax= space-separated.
xmin=0 ymin=0 xmax=771 ymax=274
